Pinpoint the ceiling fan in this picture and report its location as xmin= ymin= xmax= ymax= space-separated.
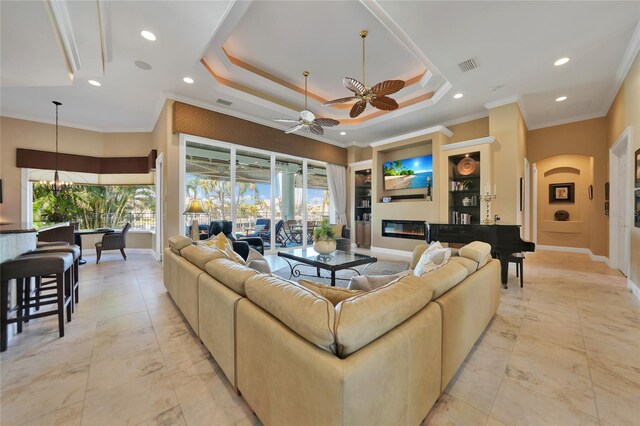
xmin=274 ymin=71 xmax=339 ymax=135
xmin=324 ymin=30 xmax=405 ymax=118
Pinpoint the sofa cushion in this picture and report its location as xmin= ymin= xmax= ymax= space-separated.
xmin=198 ymin=233 xmax=245 ymax=264
xmin=245 ymin=274 xmax=336 ymax=353
xmin=422 ymin=262 xmax=469 ymax=299
xmin=459 ymin=241 xmax=492 ymax=263
xmin=449 ymin=256 xmax=478 ymax=275
xmin=334 ymin=274 xmax=434 ymax=358
xmin=180 ymin=244 xmax=227 ymax=270
xmin=169 ymin=235 xmax=193 ymax=254
xmin=414 ymin=247 xmax=451 ymax=276
xmin=298 ymin=280 xmax=364 ymax=306
xmin=205 ymin=258 xmax=258 ymax=296
xmin=347 ymin=273 xmax=408 ymax=292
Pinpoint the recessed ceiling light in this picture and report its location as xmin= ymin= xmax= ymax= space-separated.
xmin=556 ymin=96 xmax=567 ymax=102
xmin=554 ymin=57 xmax=570 ymax=66
xmin=141 ymin=30 xmax=156 ymax=41
xmin=183 ymin=77 xmax=194 ymax=84
xmin=88 ymin=80 xmax=101 ymax=87
xmin=340 ymin=131 xmax=346 ymax=136
xmin=453 ymin=93 xmax=463 ymax=99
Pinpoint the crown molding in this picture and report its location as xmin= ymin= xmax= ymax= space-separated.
xmin=526 ymin=111 xmax=606 ymax=131
xmin=603 ymin=20 xmax=640 ymax=116
xmin=483 ymin=95 xmax=521 ymax=110
xmin=0 ymin=112 xmax=150 ymax=133
xmin=348 ymin=159 xmax=373 ymax=168
xmin=440 ymin=111 xmax=489 ymax=127
xmin=369 ymin=125 xmax=453 ymax=148
xmin=440 ymin=136 xmax=495 ymax=151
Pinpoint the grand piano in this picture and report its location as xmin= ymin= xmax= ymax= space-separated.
xmin=426 ymin=223 xmax=535 ymax=288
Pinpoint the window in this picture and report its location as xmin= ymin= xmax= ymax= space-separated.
xmin=32 ymin=183 xmax=156 ymax=230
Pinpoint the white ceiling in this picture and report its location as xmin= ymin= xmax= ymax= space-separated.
xmin=1 ymin=0 xmax=639 ymax=146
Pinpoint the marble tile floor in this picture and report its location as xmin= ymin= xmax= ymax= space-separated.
xmin=0 ymin=250 xmax=638 ymax=425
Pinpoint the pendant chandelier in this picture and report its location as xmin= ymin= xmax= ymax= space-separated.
xmin=39 ymin=101 xmax=72 ymax=195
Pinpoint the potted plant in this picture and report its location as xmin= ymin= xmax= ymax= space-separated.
xmin=312 ymin=219 xmax=336 ymax=255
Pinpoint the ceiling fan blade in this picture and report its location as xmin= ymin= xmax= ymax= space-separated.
xmin=274 ymin=118 xmax=301 ymax=123
xmin=285 ymin=124 xmax=305 ymax=134
xmin=323 ymin=96 xmax=358 ymax=106
xmin=371 ymin=80 xmax=405 ymax=96
xmin=300 ymin=110 xmax=315 ymax=122
xmin=370 ymin=96 xmax=399 ymax=111
xmin=343 ymin=77 xmax=366 ymax=95
xmin=309 ymin=124 xmax=325 ymax=135
xmin=314 ymin=118 xmax=340 ymax=127
xmin=350 ymin=100 xmax=367 ymax=118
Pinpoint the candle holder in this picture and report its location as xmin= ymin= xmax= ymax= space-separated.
xmin=480 ymin=192 xmax=497 ymax=224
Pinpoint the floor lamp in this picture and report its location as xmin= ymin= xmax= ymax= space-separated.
xmin=183 ymin=199 xmax=208 ymax=241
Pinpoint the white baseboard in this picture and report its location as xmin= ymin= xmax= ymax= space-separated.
xmin=370 ymin=246 xmax=413 ymax=258
xmin=536 ymin=245 xmax=609 ymax=264
xmin=627 ymin=279 xmax=640 ymax=300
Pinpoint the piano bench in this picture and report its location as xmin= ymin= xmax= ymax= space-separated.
xmin=508 ymin=252 xmax=525 ymax=288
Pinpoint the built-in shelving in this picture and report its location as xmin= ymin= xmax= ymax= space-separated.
xmin=448 ymin=152 xmax=481 ymax=224
xmin=354 ymin=169 xmax=372 ymax=247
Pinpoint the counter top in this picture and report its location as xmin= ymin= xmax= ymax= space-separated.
xmin=0 ymin=222 xmax=69 ymax=235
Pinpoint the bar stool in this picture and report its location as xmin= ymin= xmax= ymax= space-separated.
xmin=22 ymin=245 xmax=81 ymax=308
xmin=1 ymin=253 xmax=74 ymax=352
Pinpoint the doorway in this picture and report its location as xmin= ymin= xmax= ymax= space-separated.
xmin=609 ymin=128 xmax=632 ymax=276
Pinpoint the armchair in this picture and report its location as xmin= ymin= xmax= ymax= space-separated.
xmin=96 ymin=223 xmax=131 ymax=264
xmin=208 ymin=220 xmax=264 ymax=258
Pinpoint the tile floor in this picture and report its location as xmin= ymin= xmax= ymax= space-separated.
xmin=1 ymin=249 xmax=639 ymax=425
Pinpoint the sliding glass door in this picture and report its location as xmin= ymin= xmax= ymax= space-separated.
xmin=182 ymin=136 xmax=331 ymax=252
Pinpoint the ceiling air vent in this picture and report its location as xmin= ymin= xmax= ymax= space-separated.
xmin=216 ymin=98 xmax=232 ymax=106
xmin=458 ymin=57 xmax=480 ymax=72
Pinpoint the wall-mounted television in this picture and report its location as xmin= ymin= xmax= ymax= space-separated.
xmin=383 ymin=155 xmax=433 ymax=191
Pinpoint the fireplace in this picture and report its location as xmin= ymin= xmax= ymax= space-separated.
xmin=381 ymin=220 xmax=426 ymax=240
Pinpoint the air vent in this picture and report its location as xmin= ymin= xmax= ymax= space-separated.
xmin=458 ymin=57 xmax=480 ymax=72
xmin=216 ymin=98 xmax=232 ymax=106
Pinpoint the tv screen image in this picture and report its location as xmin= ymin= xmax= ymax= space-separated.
xmin=383 ymin=155 xmax=433 ymax=191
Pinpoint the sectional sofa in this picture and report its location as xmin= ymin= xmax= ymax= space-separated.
xmin=163 ymin=236 xmax=500 ymax=426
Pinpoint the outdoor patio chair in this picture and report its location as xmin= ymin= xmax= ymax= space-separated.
xmin=245 ymin=218 xmax=270 ymax=238
xmin=95 ymin=222 xmax=131 ymax=264
xmin=260 ymin=219 xmax=286 ymax=248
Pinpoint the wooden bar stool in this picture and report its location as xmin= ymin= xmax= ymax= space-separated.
xmin=1 ymin=253 xmax=74 ymax=352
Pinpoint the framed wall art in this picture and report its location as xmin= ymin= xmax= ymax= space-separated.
xmin=635 ymin=190 xmax=640 ymax=228
xmin=549 ymin=182 xmax=575 ymax=203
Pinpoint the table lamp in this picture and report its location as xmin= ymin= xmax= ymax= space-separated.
xmin=183 ymin=199 xmax=209 ymax=241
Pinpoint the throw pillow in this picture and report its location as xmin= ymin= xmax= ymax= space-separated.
xmin=348 ymin=274 xmax=403 ymax=292
xmin=413 ymin=248 xmax=451 ymax=276
xmin=199 ymin=233 xmax=245 ymax=264
xmin=245 ymin=248 xmax=271 ymax=273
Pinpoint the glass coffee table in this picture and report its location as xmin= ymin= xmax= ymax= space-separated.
xmin=277 ymin=248 xmax=377 ymax=287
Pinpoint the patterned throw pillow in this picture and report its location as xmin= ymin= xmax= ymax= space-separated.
xmin=199 ymin=233 xmax=245 ymax=264
xmin=413 ymin=247 xmax=451 ymax=276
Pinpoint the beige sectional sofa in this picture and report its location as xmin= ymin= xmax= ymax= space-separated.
xmin=163 ymin=237 xmax=501 ymax=426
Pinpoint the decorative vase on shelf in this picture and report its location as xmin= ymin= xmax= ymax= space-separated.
xmin=313 ymin=239 xmax=336 ymax=255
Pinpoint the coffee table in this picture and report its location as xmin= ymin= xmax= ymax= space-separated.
xmin=277 ymin=248 xmax=377 ymax=287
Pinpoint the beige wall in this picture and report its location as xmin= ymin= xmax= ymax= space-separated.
xmin=527 ymin=118 xmax=608 ymax=256
xmin=446 ymin=117 xmax=490 ymax=144
xmin=606 ymin=52 xmax=640 ymax=291
xmin=488 ymin=103 xmax=526 ymax=225
xmin=0 ymin=116 xmax=153 ymax=225
xmin=347 ymin=146 xmax=373 ymax=163
xmin=536 ymin=155 xmax=594 ymax=249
